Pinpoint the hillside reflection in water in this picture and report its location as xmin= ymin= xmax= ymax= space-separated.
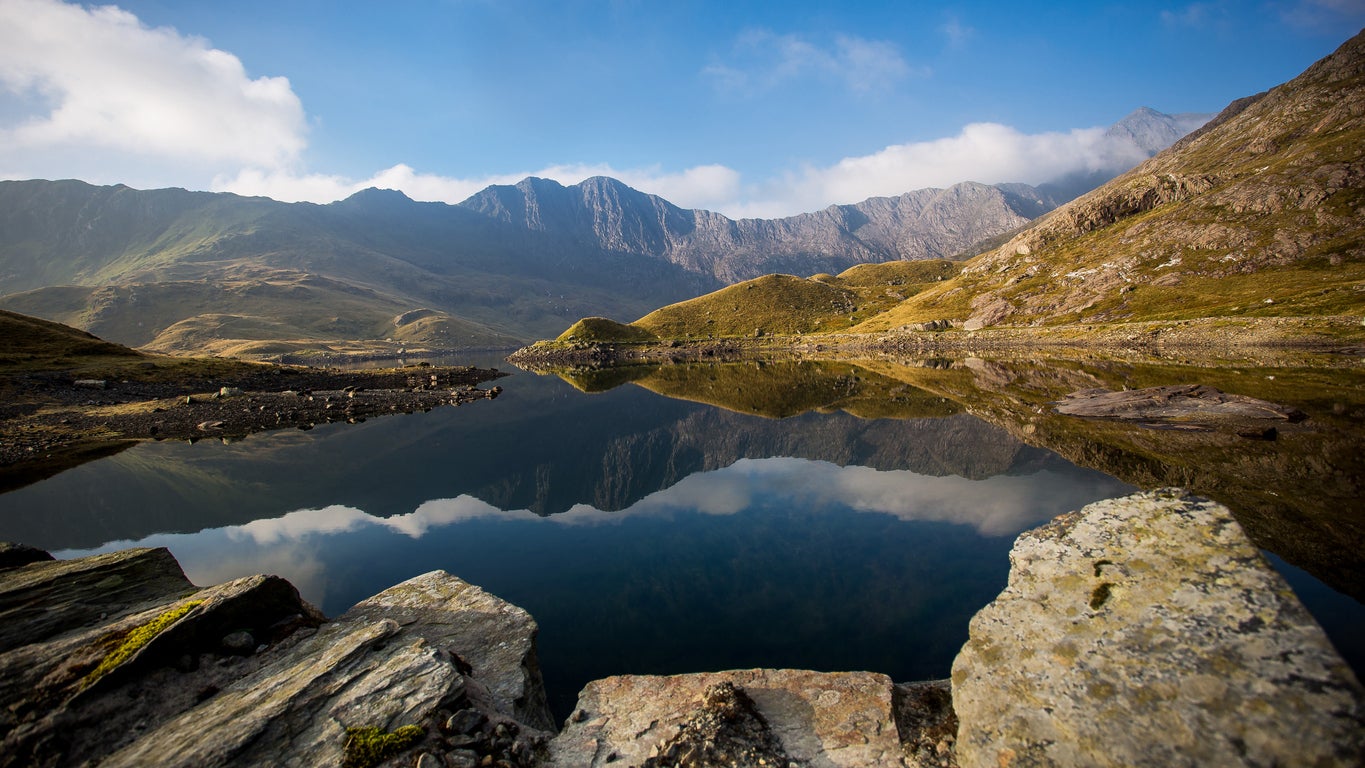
xmin=2 ymin=354 xmax=1360 ymax=717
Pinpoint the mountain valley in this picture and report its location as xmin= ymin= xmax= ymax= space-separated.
xmin=0 ymin=108 xmax=1205 ymax=360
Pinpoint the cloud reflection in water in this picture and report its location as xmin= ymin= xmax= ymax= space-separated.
xmin=57 ymin=457 xmax=1132 ymax=610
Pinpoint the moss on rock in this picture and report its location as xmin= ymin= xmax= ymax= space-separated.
xmin=82 ymin=599 xmax=204 ymax=690
xmin=341 ymin=724 xmax=424 ymax=768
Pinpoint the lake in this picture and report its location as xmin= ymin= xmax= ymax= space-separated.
xmin=1 ymin=353 xmax=1360 ymax=719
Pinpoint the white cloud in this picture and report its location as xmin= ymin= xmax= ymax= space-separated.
xmin=0 ymin=0 xmax=305 ymax=180
xmin=0 ymin=2 xmax=1168 ymax=221
xmin=704 ymin=30 xmax=917 ymax=94
xmin=726 ymin=122 xmax=1152 ymax=218
xmin=183 ymin=457 xmax=1130 ymax=545
xmin=215 ymin=120 xmax=1155 ymax=219
xmin=939 ymin=15 xmax=976 ymax=48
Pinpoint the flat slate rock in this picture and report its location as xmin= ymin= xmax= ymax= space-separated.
xmin=548 ymin=668 xmax=907 ymax=767
xmin=0 ymin=546 xmax=195 ymax=653
xmin=102 ymin=570 xmax=551 ymax=768
xmin=951 ymin=488 xmax=1365 ymax=768
xmin=1054 ymin=384 xmax=1306 ymax=424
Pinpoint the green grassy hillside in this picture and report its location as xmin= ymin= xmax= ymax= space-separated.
xmin=537 ymin=33 xmax=1365 ymax=348
xmin=573 ymin=260 xmax=966 ymax=342
xmin=855 ymin=32 xmax=1365 ymax=333
xmin=0 ymin=309 xmax=141 ymax=368
xmin=0 ymin=181 xmax=710 ymax=357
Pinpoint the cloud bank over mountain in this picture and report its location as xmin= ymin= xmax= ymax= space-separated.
xmin=3 ymin=0 xmax=1350 ymax=218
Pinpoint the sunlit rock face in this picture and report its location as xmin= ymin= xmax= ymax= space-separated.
xmin=547 ymin=669 xmax=911 ymax=767
xmin=951 ymin=489 xmax=1365 ymax=768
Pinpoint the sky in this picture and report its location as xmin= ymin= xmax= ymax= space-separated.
xmin=1 ymin=0 xmax=1362 ymax=218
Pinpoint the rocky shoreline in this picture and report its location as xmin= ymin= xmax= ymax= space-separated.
xmin=0 ymin=364 xmax=506 ymax=491
xmin=1 ymin=489 xmax=1360 ymax=767
xmin=506 ymin=315 xmax=1365 ymax=369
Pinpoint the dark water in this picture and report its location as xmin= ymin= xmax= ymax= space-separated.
xmin=0 ymin=358 xmax=1359 ymax=719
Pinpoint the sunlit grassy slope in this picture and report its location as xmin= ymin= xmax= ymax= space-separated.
xmin=566 ymin=261 xmax=962 ymax=341
xmin=547 ymin=32 xmax=1365 ymax=344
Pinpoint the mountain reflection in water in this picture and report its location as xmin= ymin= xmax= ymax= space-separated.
xmin=2 ymin=353 xmax=1361 ymax=717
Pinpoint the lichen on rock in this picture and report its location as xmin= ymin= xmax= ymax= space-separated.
xmin=82 ymin=599 xmax=203 ymax=690
xmin=951 ymin=488 xmax=1365 ymax=768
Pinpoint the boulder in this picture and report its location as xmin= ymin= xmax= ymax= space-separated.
xmin=341 ymin=570 xmax=554 ymax=732
xmin=0 ymin=568 xmax=324 ymax=766
xmin=951 ymin=489 xmax=1365 ymax=767
xmin=0 ymin=541 xmax=54 ymax=571
xmin=547 ymin=668 xmax=909 ymax=767
xmin=0 ymin=547 xmax=195 ymax=653
xmin=0 ymin=556 xmax=552 ymax=768
xmin=1054 ymin=384 xmax=1307 ymax=424
xmin=99 ymin=570 xmax=552 ymax=768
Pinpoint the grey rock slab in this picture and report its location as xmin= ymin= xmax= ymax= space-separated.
xmin=0 ymin=547 xmax=195 ymax=653
xmin=341 ymin=569 xmax=554 ymax=731
xmin=951 ymin=488 xmax=1365 ymax=768
xmin=548 ymin=668 xmax=907 ymax=767
xmin=1054 ymin=384 xmax=1306 ymax=423
xmin=100 ymin=569 xmax=549 ymax=768
xmin=1 ymin=573 xmax=325 ymax=766
xmin=101 ymin=618 xmax=413 ymax=767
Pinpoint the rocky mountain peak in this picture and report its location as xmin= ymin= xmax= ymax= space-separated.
xmin=1106 ymin=107 xmax=1215 ymax=156
xmin=948 ymin=28 xmax=1365 ymax=331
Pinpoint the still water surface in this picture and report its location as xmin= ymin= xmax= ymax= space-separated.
xmin=0 ymin=357 xmax=1358 ymax=718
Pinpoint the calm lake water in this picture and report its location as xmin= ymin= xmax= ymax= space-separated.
xmin=1 ymin=355 xmax=1360 ymax=718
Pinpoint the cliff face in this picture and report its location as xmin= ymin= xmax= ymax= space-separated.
xmin=460 ymin=176 xmax=1059 ymax=284
xmin=897 ymin=30 xmax=1365 ymax=332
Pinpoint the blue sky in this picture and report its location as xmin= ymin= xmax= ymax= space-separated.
xmin=1 ymin=0 xmax=1362 ymax=217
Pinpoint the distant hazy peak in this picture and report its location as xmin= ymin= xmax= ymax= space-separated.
xmin=334 ymin=187 xmax=416 ymax=208
xmin=1105 ymin=106 xmax=1215 ymax=156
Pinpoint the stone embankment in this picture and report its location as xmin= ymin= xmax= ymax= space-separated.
xmin=0 ymin=365 xmax=505 ymax=470
xmin=507 ymin=315 xmax=1365 ymax=370
xmin=1 ymin=490 xmax=1360 ymax=767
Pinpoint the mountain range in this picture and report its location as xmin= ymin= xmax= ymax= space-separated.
xmin=0 ymin=108 xmax=1206 ymax=358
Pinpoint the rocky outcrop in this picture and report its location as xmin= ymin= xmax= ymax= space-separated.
xmin=461 ymin=176 xmax=1058 ymax=284
xmin=102 ymin=570 xmax=553 ymax=768
xmin=548 ymin=669 xmax=912 ymax=767
xmin=945 ymin=30 xmax=1365 ymax=330
xmin=1054 ymin=384 xmax=1307 ymax=426
xmin=951 ymin=489 xmax=1365 ymax=767
xmin=0 ymin=549 xmax=552 ymax=768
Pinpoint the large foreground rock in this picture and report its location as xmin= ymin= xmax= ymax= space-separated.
xmin=0 ymin=550 xmax=553 ymax=768
xmin=547 ymin=668 xmax=912 ymax=767
xmin=101 ymin=570 xmax=553 ymax=768
xmin=951 ymin=489 xmax=1365 ymax=767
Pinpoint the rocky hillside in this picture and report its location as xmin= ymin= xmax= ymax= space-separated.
xmin=0 ymin=107 xmax=1201 ymax=357
xmin=553 ymin=33 xmax=1361 ymax=344
xmin=856 ymin=29 xmax=1365 ymax=333
xmin=462 ymin=176 xmax=1058 ymax=284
